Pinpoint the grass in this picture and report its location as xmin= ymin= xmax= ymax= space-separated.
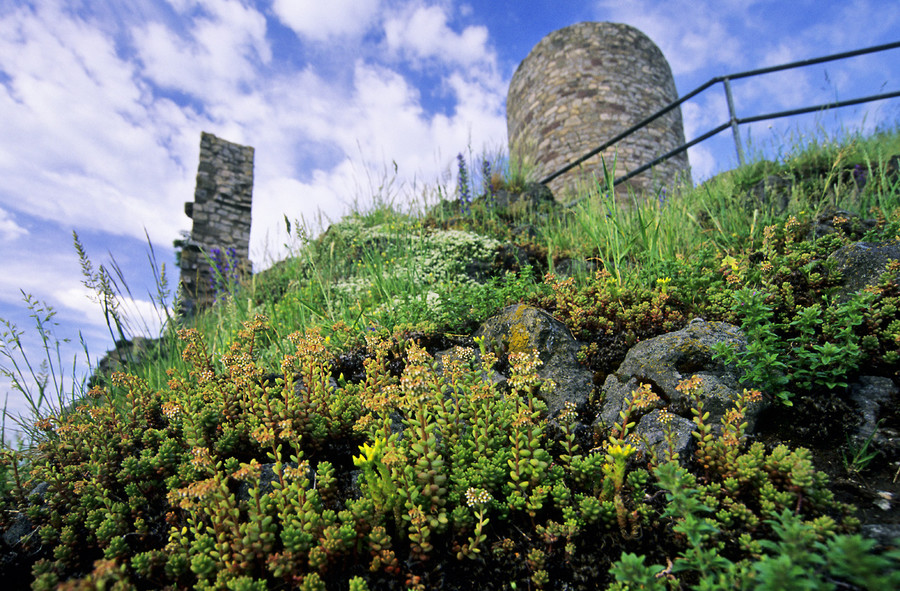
xmin=1 ymin=121 xmax=899 ymax=589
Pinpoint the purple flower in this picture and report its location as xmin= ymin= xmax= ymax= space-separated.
xmin=482 ymin=158 xmax=495 ymax=201
xmin=457 ymin=153 xmax=471 ymax=213
xmin=209 ymin=247 xmax=241 ymax=301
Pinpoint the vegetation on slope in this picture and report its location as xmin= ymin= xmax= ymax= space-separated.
xmin=1 ymin=125 xmax=900 ymax=589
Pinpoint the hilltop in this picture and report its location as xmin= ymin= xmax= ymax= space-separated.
xmin=2 ymin=127 xmax=900 ymax=589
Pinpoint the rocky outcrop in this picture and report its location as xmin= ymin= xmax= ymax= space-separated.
xmin=848 ymin=376 xmax=900 ymax=462
xmin=474 ymin=304 xmax=594 ymax=419
xmin=828 ymin=241 xmax=900 ymax=302
xmin=594 ymin=319 xmax=769 ymax=462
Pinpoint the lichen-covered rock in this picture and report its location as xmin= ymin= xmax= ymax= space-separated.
xmin=635 ymin=409 xmax=694 ymax=464
xmin=809 ymin=207 xmax=876 ymax=240
xmin=848 ymin=375 xmax=900 ymax=461
xmin=595 ymin=318 xmax=769 ymax=441
xmin=474 ymin=304 xmax=593 ymax=418
xmin=828 ymin=241 xmax=900 ymax=302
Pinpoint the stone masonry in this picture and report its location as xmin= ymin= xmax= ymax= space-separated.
xmin=179 ymin=132 xmax=254 ymax=314
xmin=507 ymin=22 xmax=691 ymax=200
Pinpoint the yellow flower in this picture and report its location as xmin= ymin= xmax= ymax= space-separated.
xmin=656 ymin=277 xmax=671 ymax=294
xmin=722 ymin=255 xmax=740 ymax=273
xmin=606 ymin=443 xmax=636 ymax=462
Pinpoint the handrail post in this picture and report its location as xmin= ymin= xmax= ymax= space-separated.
xmin=723 ymin=77 xmax=746 ymax=166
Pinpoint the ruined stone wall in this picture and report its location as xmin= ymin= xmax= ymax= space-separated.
xmin=179 ymin=132 xmax=254 ymax=314
xmin=507 ymin=22 xmax=691 ymax=200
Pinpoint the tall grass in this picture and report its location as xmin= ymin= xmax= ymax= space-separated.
xmin=0 ymin=294 xmax=91 ymax=445
xmin=2 ymin=121 xmax=897 ymax=450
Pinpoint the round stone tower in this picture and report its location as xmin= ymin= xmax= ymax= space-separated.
xmin=507 ymin=22 xmax=691 ymax=200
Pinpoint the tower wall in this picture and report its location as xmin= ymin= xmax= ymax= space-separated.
xmin=507 ymin=22 xmax=691 ymax=200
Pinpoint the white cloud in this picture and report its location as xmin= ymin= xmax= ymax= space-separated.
xmin=0 ymin=208 xmax=27 ymax=242
xmin=53 ymin=285 xmax=165 ymax=340
xmin=384 ymin=4 xmax=494 ymax=68
xmin=0 ymin=0 xmax=511 ymax=334
xmin=686 ymin=145 xmax=716 ymax=182
xmin=133 ymin=0 xmax=271 ymax=98
xmin=271 ymin=0 xmax=381 ymax=41
xmin=593 ymin=0 xmax=746 ymax=76
xmin=0 ymin=3 xmax=200 ymax=246
xmin=247 ymin=58 xmax=507 ymax=265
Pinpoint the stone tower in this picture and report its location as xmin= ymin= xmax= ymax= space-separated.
xmin=179 ymin=132 xmax=254 ymax=314
xmin=507 ymin=22 xmax=691 ymax=199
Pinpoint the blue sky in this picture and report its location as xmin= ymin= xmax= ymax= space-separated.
xmin=1 ymin=0 xmax=898 ymax=436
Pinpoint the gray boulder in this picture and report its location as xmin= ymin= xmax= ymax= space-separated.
xmin=595 ymin=319 xmax=769 ymax=458
xmin=828 ymin=241 xmax=900 ymax=302
xmin=809 ymin=207 xmax=876 ymax=240
xmin=474 ymin=304 xmax=594 ymax=419
xmin=848 ymin=376 xmax=900 ymax=460
xmin=635 ymin=409 xmax=695 ymax=464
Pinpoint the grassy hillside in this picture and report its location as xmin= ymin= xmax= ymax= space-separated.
xmin=2 ymin=125 xmax=900 ymax=589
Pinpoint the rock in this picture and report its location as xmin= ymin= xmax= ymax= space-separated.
xmin=848 ymin=376 xmax=900 ymax=460
xmin=745 ymin=174 xmax=791 ymax=215
xmin=860 ymin=523 xmax=900 ymax=548
xmin=809 ymin=207 xmax=877 ymax=241
xmin=474 ymin=304 xmax=594 ymax=419
xmin=1 ymin=482 xmax=48 ymax=549
xmin=490 ymin=182 xmax=557 ymax=218
xmin=828 ymin=241 xmax=900 ymax=302
xmin=595 ymin=319 xmax=769 ymax=441
xmin=635 ymin=409 xmax=695 ymax=464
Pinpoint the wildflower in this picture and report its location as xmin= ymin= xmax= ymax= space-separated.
xmin=161 ymin=400 xmax=181 ymax=420
xmin=558 ymin=400 xmax=578 ymax=423
xmin=676 ymin=374 xmax=704 ymax=395
xmin=722 ymin=255 xmax=740 ymax=274
xmin=631 ymin=382 xmax=661 ymax=410
xmin=605 ymin=443 xmax=636 ymax=463
xmin=282 ymin=461 xmax=309 ymax=482
xmin=209 ymin=247 xmax=241 ymax=301
xmin=656 ymin=277 xmax=671 ymax=294
xmin=457 ymin=153 xmax=471 ymax=213
xmin=231 ymin=460 xmax=261 ymax=482
xmin=465 ymin=487 xmax=492 ymax=507
xmin=482 ymin=158 xmax=495 ymax=201
xmin=189 ymin=447 xmax=214 ymax=469
xmin=743 ymin=388 xmax=763 ymax=404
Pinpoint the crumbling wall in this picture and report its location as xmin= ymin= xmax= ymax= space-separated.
xmin=179 ymin=132 xmax=254 ymax=314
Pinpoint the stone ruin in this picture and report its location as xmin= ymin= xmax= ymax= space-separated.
xmin=177 ymin=23 xmax=690 ymax=311
xmin=179 ymin=132 xmax=254 ymax=315
xmin=507 ymin=22 xmax=692 ymax=200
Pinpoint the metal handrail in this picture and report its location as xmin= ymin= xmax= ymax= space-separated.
xmin=539 ymin=40 xmax=900 ymax=188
